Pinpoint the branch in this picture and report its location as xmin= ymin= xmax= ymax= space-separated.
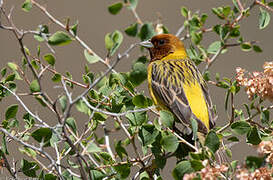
xmin=167 ymin=128 xmax=198 ymax=152
xmin=0 ymin=85 xmax=51 ymax=128
xmin=102 ymin=122 xmax=115 ymax=160
xmin=217 ymin=92 xmax=235 ymax=133
xmin=255 ymin=0 xmax=273 ymax=13
xmin=0 ymin=128 xmax=63 ymax=179
xmin=82 ymin=97 xmax=155 ymax=117
xmin=203 ymin=46 xmax=224 ymax=74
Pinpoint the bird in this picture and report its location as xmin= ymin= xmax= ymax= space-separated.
xmin=140 ymin=33 xmax=217 ymax=141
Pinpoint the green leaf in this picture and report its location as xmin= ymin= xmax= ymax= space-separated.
xmin=190 ymin=160 xmax=204 ymax=171
xmin=22 ymin=0 xmax=32 ymax=12
xmin=76 ymin=99 xmax=90 ymax=115
xmin=181 ymin=6 xmax=188 ymax=17
xmin=7 ymin=62 xmax=18 ymax=71
xmin=5 ymin=104 xmax=18 ymax=120
xmin=66 ymin=117 xmax=77 ymax=134
xmin=59 ymin=95 xmax=67 ymax=112
xmin=246 ymin=156 xmax=264 ymax=169
xmin=222 ymin=6 xmax=231 ymax=17
xmin=71 ymin=20 xmax=78 ymax=36
xmin=126 ymin=111 xmax=147 ymax=126
xmin=114 ymin=164 xmax=131 ymax=179
xmin=227 ymin=136 xmax=239 ymax=142
xmin=212 ymin=7 xmax=225 ymax=19
xmin=191 ymin=118 xmax=198 ymax=141
xmin=261 ymin=109 xmax=270 ymax=124
xmin=115 ymin=140 xmax=128 ymax=159
xmin=23 ymin=113 xmax=35 ymax=129
xmin=19 ymin=147 xmax=37 ymax=158
xmin=21 ymin=159 xmax=39 ymax=177
xmin=139 ymin=125 xmax=159 ymax=146
xmin=5 ymin=74 xmax=15 ymax=82
xmin=105 ymin=30 xmax=123 ymax=56
xmin=159 ymin=110 xmax=174 ymax=128
xmin=1 ymin=67 xmax=7 ymax=77
xmin=138 ymin=23 xmax=156 ymax=41
xmin=125 ymin=23 xmax=138 ymax=37
xmin=259 ymin=8 xmax=271 ymax=29
xmin=2 ymin=135 xmax=9 ymax=155
xmin=201 ymin=13 xmax=208 ymax=24
xmin=253 ymin=45 xmax=262 ymax=53
xmin=125 ymin=0 xmax=139 ymax=10
xmin=108 ymin=2 xmax=123 ymax=15
xmin=48 ymin=31 xmax=73 ymax=46
xmin=161 ymin=135 xmax=179 ymax=153
xmin=231 ymin=121 xmax=251 ymax=135
xmin=51 ymin=73 xmax=61 ymax=82
xmin=191 ymin=32 xmax=202 ymax=45
xmin=84 ymin=49 xmax=100 ymax=64
xmin=172 ymin=161 xmax=194 ymax=180
xmin=203 ymin=70 xmax=210 ymax=81
xmin=240 ymin=42 xmax=252 ymax=51
xmin=132 ymin=95 xmax=146 ymax=108
xmin=247 ymin=126 xmax=262 ymax=145
xmin=205 ymin=131 xmax=220 ymax=153
xmin=93 ymin=112 xmax=108 ymax=122
xmin=31 ymin=128 xmax=52 ymax=147
xmin=43 ymin=54 xmax=56 ymax=66
xmin=129 ymin=61 xmax=147 ymax=87
xmin=105 ymin=33 xmax=114 ymax=51
xmin=85 ymin=142 xmax=101 ymax=153
xmin=207 ymin=41 xmax=221 ymax=54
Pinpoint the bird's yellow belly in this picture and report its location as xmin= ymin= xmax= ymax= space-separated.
xmin=182 ymin=81 xmax=209 ymax=130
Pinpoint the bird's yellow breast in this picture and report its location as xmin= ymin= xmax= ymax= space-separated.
xmin=182 ymin=80 xmax=209 ymax=129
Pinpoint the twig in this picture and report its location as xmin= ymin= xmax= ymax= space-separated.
xmin=167 ymin=127 xmax=198 ymax=152
xmin=102 ymin=122 xmax=115 ymax=160
xmin=175 ymin=25 xmax=185 ymax=37
xmin=203 ymin=46 xmax=224 ymax=74
xmin=0 ymin=85 xmax=51 ymax=128
xmin=236 ymin=0 xmax=244 ymax=12
xmin=217 ymin=93 xmax=235 ymax=133
xmin=255 ymin=0 xmax=273 ymax=13
xmin=116 ymin=117 xmax=145 ymax=167
xmin=82 ymin=97 xmax=154 ymax=117
xmin=0 ymin=150 xmax=16 ymax=178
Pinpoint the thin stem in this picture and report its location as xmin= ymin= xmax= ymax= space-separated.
xmin=255 ymin=0 xmax=273 ymax=13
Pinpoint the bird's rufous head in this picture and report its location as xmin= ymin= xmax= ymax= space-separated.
xmin=140 ymin=34 xmax=186 ymax=62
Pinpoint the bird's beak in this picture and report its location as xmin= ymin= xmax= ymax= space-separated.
xmin=139 ymin=40 xmax=154 ymax=48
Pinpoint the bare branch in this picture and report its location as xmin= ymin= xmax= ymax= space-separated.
xmin=0 ymin=84 xmax=51 ymax=128
xmin=82 ymin=97 xmax=155 ymax=117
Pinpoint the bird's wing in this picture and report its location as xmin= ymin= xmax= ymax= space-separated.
xmin=150 ymin=60 xmax=209 ymax=134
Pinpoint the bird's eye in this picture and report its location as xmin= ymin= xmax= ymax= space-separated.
xmin=158 ymin=39 xmax=165 ymax=46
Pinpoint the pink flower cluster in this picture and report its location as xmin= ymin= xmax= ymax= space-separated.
xmin=183 ymin=163 xmax=228 ymax=180
xmin=183 ymin=138 xmax=273 ymax=179
xmin=235 ymin=62 xmax=273 ymax=101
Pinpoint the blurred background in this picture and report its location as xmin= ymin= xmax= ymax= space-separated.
xmin=0 ymin=0 xmax=273 ymax=178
